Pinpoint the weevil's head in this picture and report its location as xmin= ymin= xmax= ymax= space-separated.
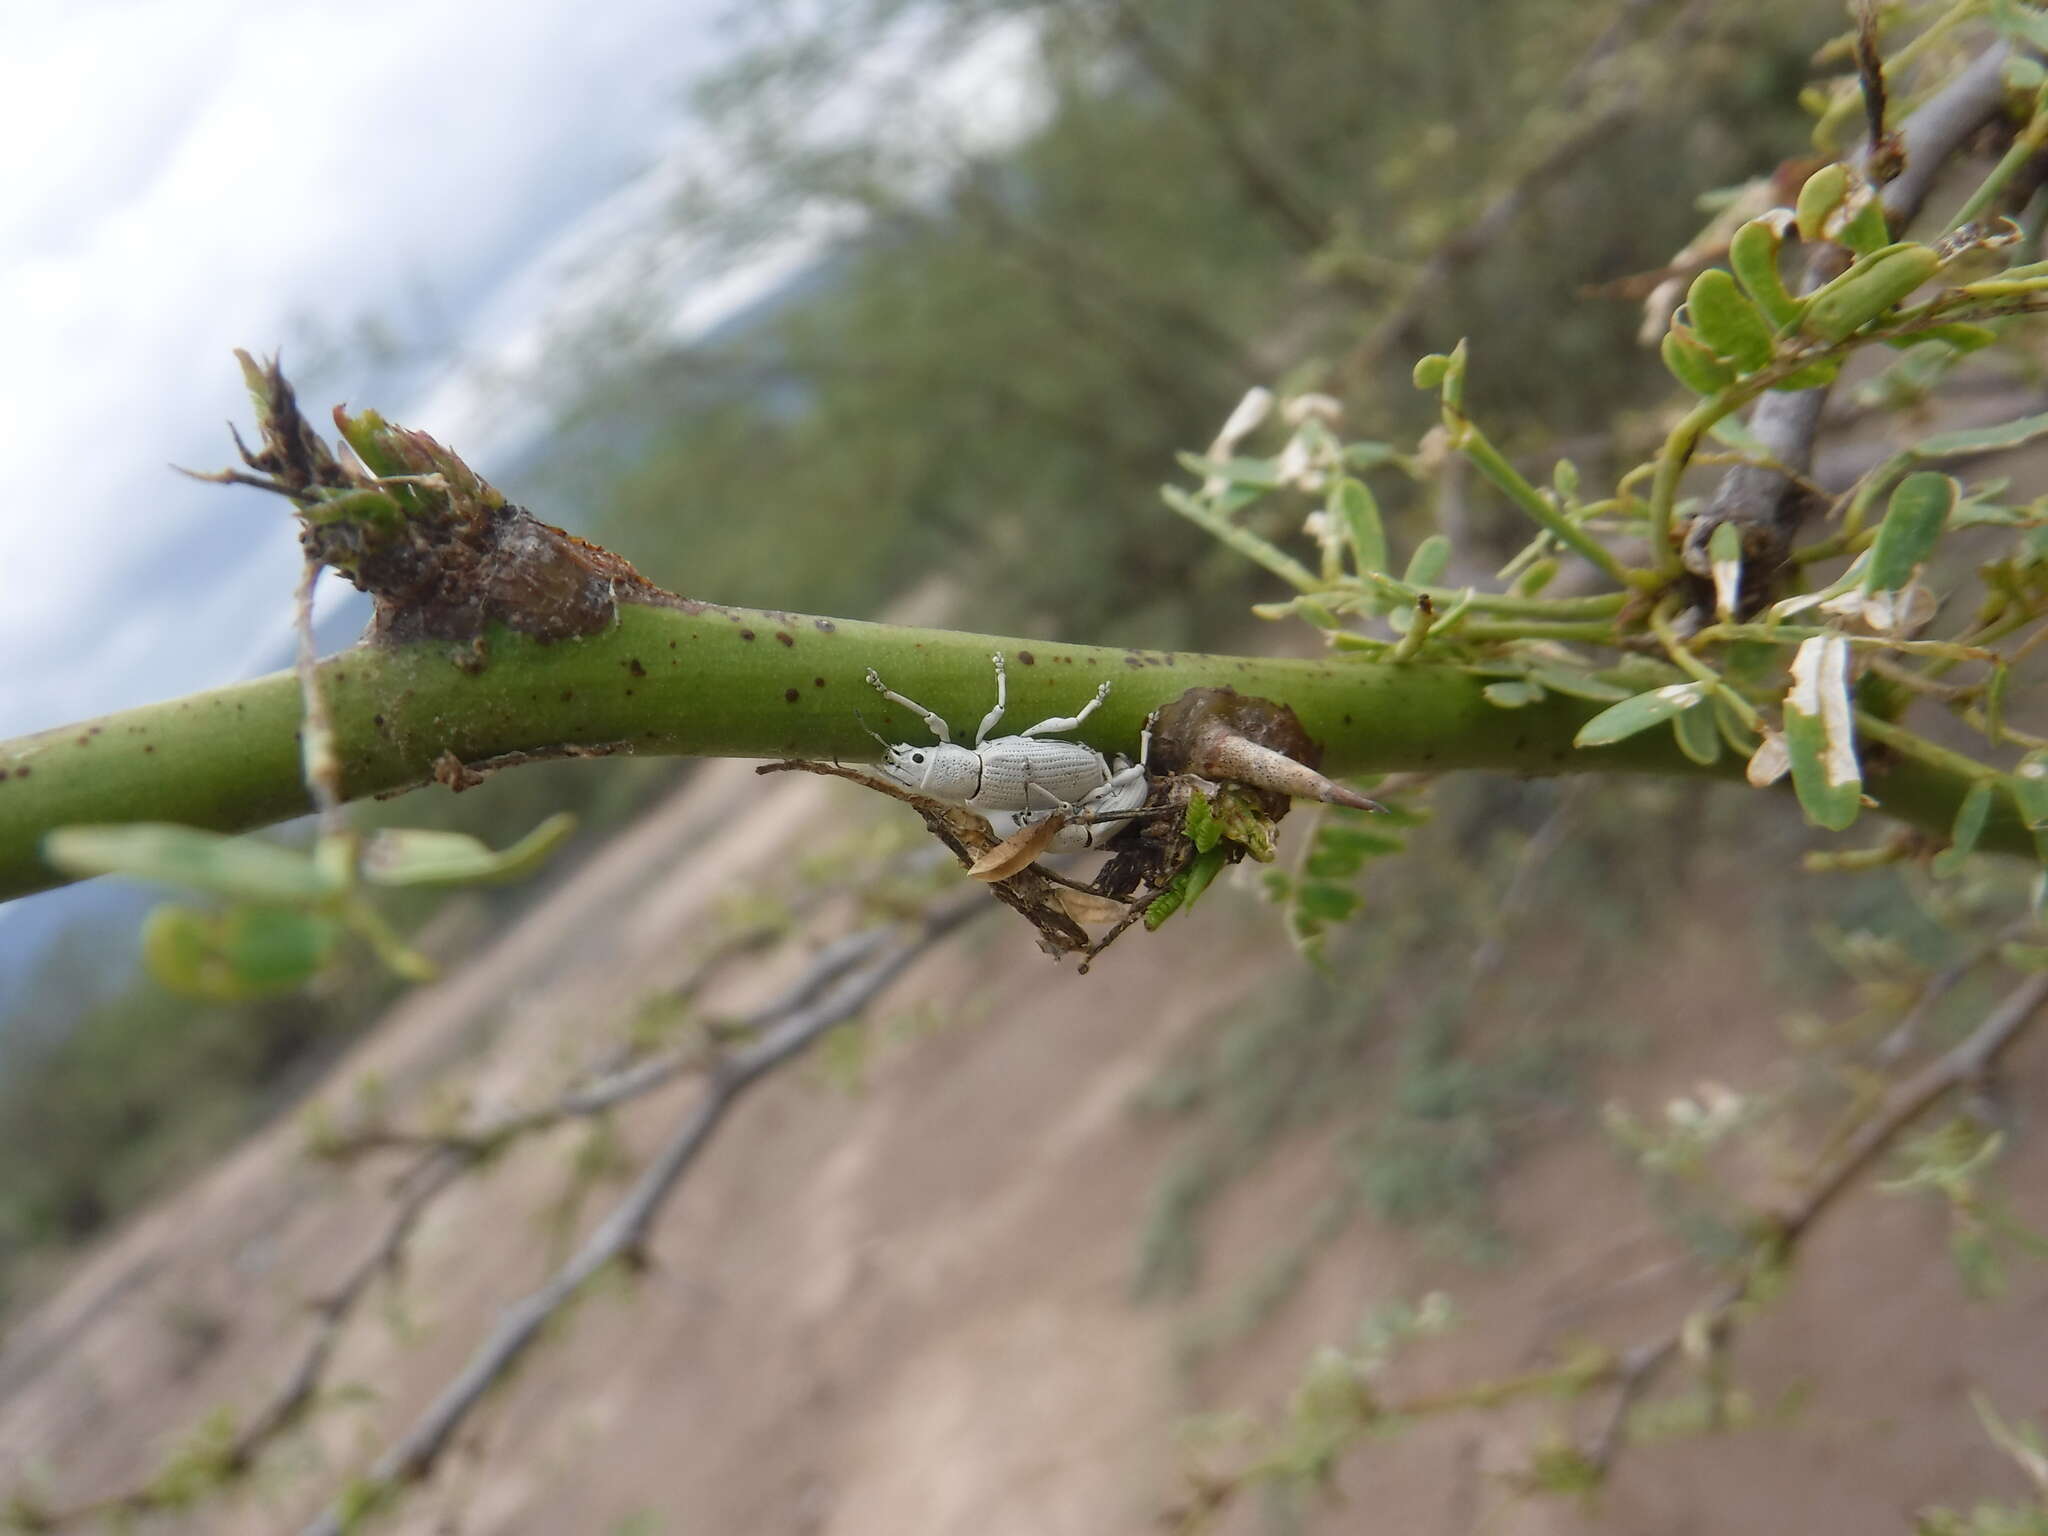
xmin=874 ymin=740 xmax=982 ymax=800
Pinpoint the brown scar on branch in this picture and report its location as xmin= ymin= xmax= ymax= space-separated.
xmin=206 ymin=351 xmax=707 ymax=652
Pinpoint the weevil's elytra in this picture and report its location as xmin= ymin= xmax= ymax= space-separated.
xmin=862 ymin=653 xmax=1152 ymax=853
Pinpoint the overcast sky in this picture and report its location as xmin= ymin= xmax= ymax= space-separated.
xmin=0 ymin=0 xmax=729 ymax=742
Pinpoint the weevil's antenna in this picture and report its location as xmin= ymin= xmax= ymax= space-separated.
xmin=854 ymin=708 xmax=893 ymax=754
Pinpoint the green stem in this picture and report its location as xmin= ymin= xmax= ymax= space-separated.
xmin=1449 ymin=418 xmax=1639 ymax=588
xmin=1415 ymin=588 xmax=1628 ymax=621
xmin=0 ymin=602 xmax=2029 ymax=903
xmin=1947 ymin=93 xmax=2048 ymax=232
xmin=1453 ymin=619 xmax=1625 ymax=644
xmin=1647 ymin=394 xmax=1729 ymax=579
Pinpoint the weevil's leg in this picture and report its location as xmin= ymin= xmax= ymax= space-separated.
xmin=1018 ymin=679 xmax=1113 ymax=738
xmin=1021 ymin=781 xmax=1067 ymax=816
xmin=865 ymin=667 xmax=951 ymax=744
xmin=975 ymin=652 xmax=1007 ymax=746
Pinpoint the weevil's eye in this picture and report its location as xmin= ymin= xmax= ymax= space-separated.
xmin=912 ymin=752 xmax=925 ymax=763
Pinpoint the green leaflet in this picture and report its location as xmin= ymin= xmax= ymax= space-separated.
xmin=1684 ymin=268 xmax=1774 ymax=372
xmin=43 ymin=824 xmax=341 ymax=904
xmin=1913 ymin=410 xmax=2048 ymax=458
xmin=1802 ymin=243 xmax=1941 ymax=343
xmin=1573 ymin=683 xmax=1710 ymax=748
xmin=360 ymin=813 xmax=577 ymax=887
xmin=1933 ymin=781 xmax=1995 ymax=877
xmin=1672 ymin=700 xmax=1723 ymax=765
xmin=1782 ymin=636 xmax=1862 ymax=830
xmin=1482 ymin=680 xmax=1546 ymax=709
xmin=2011 ymin=754 xmax=2048 ymax=830
xmin=1331 ymin=477 xmax=1387 ymax=577
xmin=1403 ymin=534 xmax=1452 ymax=587
xmin=142 ymin=904 xmax=340 ymax=1002
xmin=1662 ymin=330 xmax=1736 ymax=395
xmin=1728 ymin=217 xmax=1803 ymax=330
xmin=1864 ymin=472 xmax=1957 ymax=594
xmin=1794 ymin=162 xmax=1848 ymax=243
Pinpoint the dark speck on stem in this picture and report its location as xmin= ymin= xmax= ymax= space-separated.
xmin=1018 ymin=650 xmax=1036 ymax=666
xmin=775 ymin=631 xmax=795 ymax=647
xmin=814 ymin=677 xmax=826 ymax=688
xmin=740 ymin=629 xmax=756 ymax=642
xmin=784 ymin=688 xmax=801 ymax=703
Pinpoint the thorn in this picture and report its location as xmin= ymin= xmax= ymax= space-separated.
xmin=1189 ymin=724 xmax=1387 ymax=812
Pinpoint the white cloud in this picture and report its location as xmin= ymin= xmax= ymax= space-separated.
xmin=0 ymin=0 xmax=713 ymax=736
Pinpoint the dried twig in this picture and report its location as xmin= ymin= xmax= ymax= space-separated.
xmin=1583 ymin=969 xmax=2048 ymax=1472
xmin=17 ymin=891 xmax=981 ymax=1534
xmin=294 ymin=889 xmax=982 ymax=1536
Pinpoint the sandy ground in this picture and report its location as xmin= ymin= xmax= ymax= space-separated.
xmin=2 ymin=752 xmax=2046 ymax=1536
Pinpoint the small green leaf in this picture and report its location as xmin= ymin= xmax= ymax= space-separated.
xmin=1331 ymin=477 xmax=1387 ymax=576
xmin=1914 ymin=410 xmax=2048 ymax=459
xmin=44 ymin=824 xmax=341 ymax=904
xmin=1933 ymin=782 xmax=1995 ymax=877
xmin=1179 ymin=846 xmax=1229 ymax=913
xmin=1524 ymin=666 xmax=1632 ymax=702
xmin=1802 ymin=243 xmax=1941 ymax=343
xmin=361 ymin=814 xmax=576 ymax=887
xmin=1672 ymin=699 xmax=1723 ymax=765
xmin=1403 ymin=534 xmax=1452 ymax=587
xmin=1992 ymin=0 xmax=2048 ymax=52
xmin=2011 ymin=754 xmax=2048 ymax=829
xmin=1713 ymin=695 xmax=1760 ymax=755
xmin=1573 ymin=683 xmax=1710 ymax=748
xmin=1794 ymin=163 xmax=1848 ymax=244
xmin=1412 ymin=353 xmax=1451 ymax=391
xmin=1294 ymin=882 xmax=1361 ymax=924
xmin=1662 ymin=330 xmax=1737 ymax=395
xmin=1728 ymin=216 xmax=1803 ymax=329
xmin=1174 ymin=451 xmax=1285 ymax=489
xmin=1783 ymin=636 xmax=1862 ymax=830
xmin=1865 ymin=472 xmax=1957 ymax=593
xmin=1684 ymin=269 xmax=1774 ymax=371
xmin=143 ymin=904 xmax=340 ymax=1001
xmin=1885 ymin=322 xmax=1997 ymax=354
xmin=1482 ymin=680 xmax=1546 ymax=708
xmin=1182 ymin=791 xmax=1224 ymax=854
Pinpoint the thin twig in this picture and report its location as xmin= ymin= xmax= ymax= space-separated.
xmin=20 ymin=892 xmax=982 ymax=1534
xmin=322 ymin=926 xmax=898 ymax=1160
xmin=1584 ymin=969 xmax=2048 ymax=1473
xmin=296 ymin=889 xmax=983 ymax=1536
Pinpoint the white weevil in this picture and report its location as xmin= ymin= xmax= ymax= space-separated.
xmin=862 ymin=653 xmax=1152 ymax=851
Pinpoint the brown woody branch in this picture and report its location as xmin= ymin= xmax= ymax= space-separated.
xmin=295 ymin=889 xmax=982 ymax=1536
xmin=1683 ymin=42 xmax=2016 ymax=591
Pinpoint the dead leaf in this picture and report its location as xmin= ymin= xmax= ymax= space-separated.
xmin=968 ymin=814 xmax=1068 ymax=882
xmin=1056 ymin=888 xmax=1131 ymax=925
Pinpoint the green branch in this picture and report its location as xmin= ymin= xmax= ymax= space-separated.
xmin=0 ymin=597 xmax=2029 ymax=904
